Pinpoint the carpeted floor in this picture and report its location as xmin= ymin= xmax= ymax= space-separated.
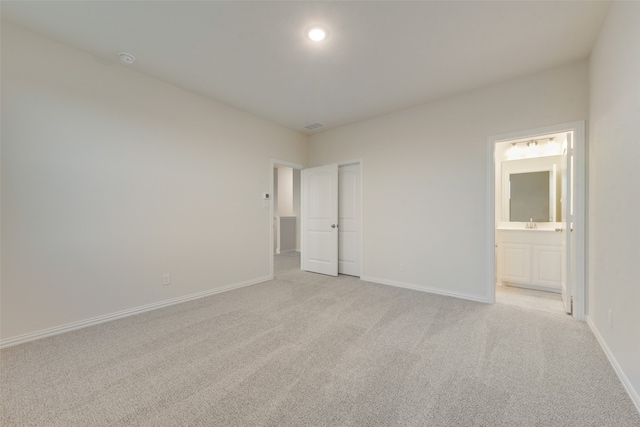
xmin=1 ymin=252 xmax=639 ymax=426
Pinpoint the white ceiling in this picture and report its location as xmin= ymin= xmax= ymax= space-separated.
xmin=1 ymin=1 xmax=611 ymax=134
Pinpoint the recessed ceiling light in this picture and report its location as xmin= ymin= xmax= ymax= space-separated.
xmin=306 ymin=26 xmax=328 ymax=42
xmin=118 ymin=52 xmax=136 ymax=64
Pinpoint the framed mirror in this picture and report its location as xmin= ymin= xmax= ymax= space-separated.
xmin=501 ymin=156 xmax=561 ymax=223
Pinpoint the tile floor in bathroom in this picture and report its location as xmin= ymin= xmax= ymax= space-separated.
xmin=495 ymin=284 xmax=568 ymax=315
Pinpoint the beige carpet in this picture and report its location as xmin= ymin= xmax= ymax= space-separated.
xmin=1 ymin=252 xmax=639 ymax=426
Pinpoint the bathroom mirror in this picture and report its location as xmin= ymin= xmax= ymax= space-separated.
xmin=509 ymin=171 xmax=550 ymax=222
xmin=501 ymin=156 xmax=561 ymax=223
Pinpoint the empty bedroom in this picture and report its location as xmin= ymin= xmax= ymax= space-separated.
xmin=1 ymin=1 xmax=639 ymax=425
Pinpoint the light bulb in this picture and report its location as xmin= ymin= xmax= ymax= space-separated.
xmin=306 ymin=26 xmax=328 ymax=42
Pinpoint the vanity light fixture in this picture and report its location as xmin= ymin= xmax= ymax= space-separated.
xmin=508 ymin=136 xmax=562 ymax=160
xmin=511 ymin=137 xmax=556 ymax=149
xmin=306 ymin=25 xmax=329 ymax=42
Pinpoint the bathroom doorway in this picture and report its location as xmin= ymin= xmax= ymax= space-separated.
xmin=487 ymin=122 xmax=586 ymax=319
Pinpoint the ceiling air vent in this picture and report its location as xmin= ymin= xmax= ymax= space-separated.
xmin=304 ymin=122 xmax=325 ymax=131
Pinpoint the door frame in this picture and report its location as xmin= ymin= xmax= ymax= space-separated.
xmin=486 ymin=121 xmax=586 ymax=320
xmin=270 ymin=159 xmax=305 ymax=279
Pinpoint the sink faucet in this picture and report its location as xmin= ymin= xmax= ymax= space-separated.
xmin=525 ymin=218 xmax=537 ymax=229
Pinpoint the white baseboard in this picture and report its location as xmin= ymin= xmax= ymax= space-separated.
xmin=360 ymin=276 xmax=489 ymax=304
xmin=0 ymin=275 xmax=271 ymax=349
xmin=587 ymin=316 xmax=640 ymax=414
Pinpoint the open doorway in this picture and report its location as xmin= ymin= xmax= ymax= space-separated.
xmin=488 ymin=122 xmax=586 ymax=320
xmin=271 ymin=160 xmax=304 ymax=278
xmin=273 ymin=165 xmax=300 ymax=256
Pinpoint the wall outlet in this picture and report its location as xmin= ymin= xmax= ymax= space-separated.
xmin=163 ymin=273 xmax=171 ymax=286
xmin=400 ymin=263 xmax=405 ymax=272
xmin=608 ymin=309 xmax=613 ymax=329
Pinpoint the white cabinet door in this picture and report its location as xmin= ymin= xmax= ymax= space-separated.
xmin=302 ymin=165 xmax=338 ymax=276
xmin=533 ymin=245 xmax=562 ymax=288
xmin=501 ymin=243 xmax=531 ymax=284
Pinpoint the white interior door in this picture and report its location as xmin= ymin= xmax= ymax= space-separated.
xmin=560 ymin=133 xmax=573 ymax=314
xmin=302 ymin=165 xmax=338 ymax=276
xmin=338 ymin=164 xmax=361 ymax=276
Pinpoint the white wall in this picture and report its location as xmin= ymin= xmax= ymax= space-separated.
xmin=310 ymin=61 xmax=588 ymax=301
xmin=273 ymin=168 xmax=279 ymax=215
xmin=292 ymin=168 xmax=301 ymax=251
xmin=276 ymin=167 xmax=294 ymax=217
xmin=1 ymin=23 xmax=308 ymax=343
xmin=588 ymin=1 xmax=640 ymax=408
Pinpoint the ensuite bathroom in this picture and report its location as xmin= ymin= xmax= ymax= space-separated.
xmin=494 ymin=132 xmax=573 ymax=315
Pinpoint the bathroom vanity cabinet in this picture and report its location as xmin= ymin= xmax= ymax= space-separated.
xmin=496 ymin=229 xmax=562 ymax=292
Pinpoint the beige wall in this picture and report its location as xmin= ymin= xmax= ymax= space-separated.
xmin=276 ymin=167 xmax=294 ymax=217
xmin=310 ymin=61 xmax=588 ymax=300
xmin=588 ymin=1 xmax=640 ymax=406
xmin=1 ymin=23 xmax=308 ymax=341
